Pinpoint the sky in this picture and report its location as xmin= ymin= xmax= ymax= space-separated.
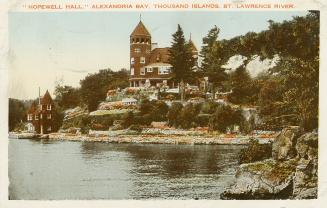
xmin=8 ymin=11 xmax=308 ymax=99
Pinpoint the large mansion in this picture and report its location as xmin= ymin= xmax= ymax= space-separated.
xmin=129 ymin=20 xmax=199 ymax=88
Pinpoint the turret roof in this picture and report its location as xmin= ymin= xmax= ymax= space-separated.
xmin=40 ymin=90 xmax=53 ymax=105
xmin=131 ymin=21 xmax=151 ymax=37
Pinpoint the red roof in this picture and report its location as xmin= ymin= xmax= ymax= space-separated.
xmin=130 ymin=21 xmax=151 ymax=37
xmin=149 ymin=48 xmax=170 ymax=64
xmin=40 ymin=90 xmax=53 ymax=105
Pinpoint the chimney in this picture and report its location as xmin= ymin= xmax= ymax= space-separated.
xmin=151 ymin=43 xmax=158 ymax=50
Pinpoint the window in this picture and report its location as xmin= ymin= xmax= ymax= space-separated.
xmin=140 ymin=57 xmax=145 ymax=64
xmin=131 ymin=68 xmax=134 ymax=76
xmin=47 ymin=114 xmax=51 ymax=119
xmin=47 ymin=105 xmax=51 ymax=110
xmin=159 ymin=66 xmax=171 ymax=75
xmin=40 ymin=114 xmax=43 ymax=119
xmin=130 ymin=57 xmax=134 ymax=65
xmin=35 ymin=115 xmax=39 ymax=120
xmin=140 ymin=68 xmax=145 ymax=75
xmin=134 ymin=48 xmax=141 ymax=53
xmin=28 ymin=114 xmax=33 ymax=121
xmin=146 ymin=67 xmax=153 ymax=72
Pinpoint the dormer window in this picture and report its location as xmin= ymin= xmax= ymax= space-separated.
xmin=47 ymin=105 xmax=51 ymax=110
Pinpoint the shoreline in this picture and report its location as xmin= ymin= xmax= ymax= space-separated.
xmin=9 ymin=131 xmax=274 ymax=145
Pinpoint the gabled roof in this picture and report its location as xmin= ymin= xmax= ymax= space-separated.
xmin=131 ymin=21 xmax=151 ymax=37
xmin=41 ymin=90 xmax=53 ymax=105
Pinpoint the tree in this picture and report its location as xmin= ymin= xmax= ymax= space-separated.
xmin=9 ymin=98 xmax=27 ymax=131
xmin=227 ymin=66 xmax=253 ymax=104
xmin=169 ymin=24 xmax=194 ymax=101
xmin=200 ymin=26 xmax=228 ymax=97
xmin=80 ymin=69 xmax=129 ymax=111
xmin=54 ymin=85 xmax=80 ymax=109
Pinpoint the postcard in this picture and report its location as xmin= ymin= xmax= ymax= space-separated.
xmin=0 ymin=0 xmax=326 ymax=207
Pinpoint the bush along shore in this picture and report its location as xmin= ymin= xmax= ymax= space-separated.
xmin=221 ymin=126 xmax=318 ymax=199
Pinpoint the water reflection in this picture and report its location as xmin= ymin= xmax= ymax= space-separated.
xmin=79 ymin=142 xmax=243 ymax=178
xmin=10 ymin=139 xmax=244 ymax=199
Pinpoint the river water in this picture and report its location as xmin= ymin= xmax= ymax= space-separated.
xmin=9 ymin=139 xmax=244 ymax=200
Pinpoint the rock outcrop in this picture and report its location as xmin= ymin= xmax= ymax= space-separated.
xmin=272 ymin=126 xmax=301 ymax=161
xmin=221 ymin=128 xmax=318 ymax=199
xmin=293 ymin=130 xmax=318 ymax=199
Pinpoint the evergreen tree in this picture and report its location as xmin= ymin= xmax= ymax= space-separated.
xmin=169 ymin=24 xmax=194 ymax=101
xmin=200 ymin=26 xmax=227 ymax=97
xmin=227 ymin=66 xmax=252 ymax=104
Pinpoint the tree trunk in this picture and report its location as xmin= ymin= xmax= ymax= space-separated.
xmin=180 ymin=80 xmax=185 ymax=102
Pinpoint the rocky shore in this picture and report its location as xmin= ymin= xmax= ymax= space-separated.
xmin=47 ymin=133 xmax=272 ymax=145
xmin=9 ymin=128 xmax=274 ymax=145
xmin=221 ymin=127 xmax=318 ymax=199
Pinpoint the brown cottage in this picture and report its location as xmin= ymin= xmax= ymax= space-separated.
xmin=26 ymin=90 xmax=54 ymax=134
xmin=129 ymin=20 xmax=198 ymax=88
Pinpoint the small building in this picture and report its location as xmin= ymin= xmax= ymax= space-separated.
xmin=26 ymin=90 xmax=55 ymax=134
xmin=122 ymin=98 xmax=138 ymax=106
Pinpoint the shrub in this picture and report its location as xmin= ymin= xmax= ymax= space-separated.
xmin=209 ymin=105 xmax=244 ymax=132
xmin=239 ymin=138 xmax=273 ymax=164
xmin=195 ymin=114 xmax=211 ymax=127
xmin=129 ymin=124 xmax=142 ymax=132
xmin=167 ymin=102 xmax=183 ymax=127
xmin=133 ymin=114 xmax=152 ymax=126
xmin=121 ymin=111 xmax=134 ymax=128
xmin=200 ymin=101 xmax=219 ymax=114
xmin=179 ymin=103 xmax=198 ymax=129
